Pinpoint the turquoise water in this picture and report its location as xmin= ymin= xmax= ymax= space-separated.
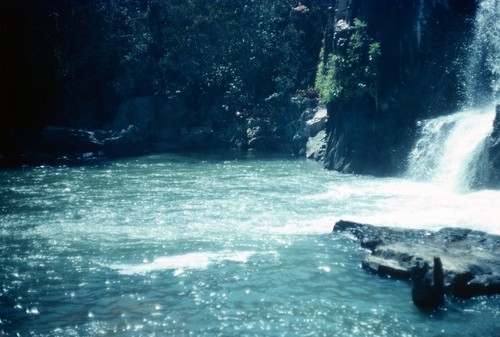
xmin=1 ymin=153 xmax=499 ymax=336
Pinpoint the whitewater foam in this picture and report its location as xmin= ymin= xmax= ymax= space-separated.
xmin=110 ymin=251 xmax=258 ymax=276
xmin=407 ymin=106 xmax=496 ymax=191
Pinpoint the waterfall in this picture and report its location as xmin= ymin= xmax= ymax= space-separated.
xmin=464 ymin=0 xmax=500 ymax=106
xmin=407 ymin=0 xmax=499 ymax=191
xmin=407 ymin=107 xmax=495 ymax=191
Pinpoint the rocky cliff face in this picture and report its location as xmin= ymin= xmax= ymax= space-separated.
xmin=488 ymin=105 xmax=500 ymax=187
xmin=323 ymin=0 xmax=476 ymax=176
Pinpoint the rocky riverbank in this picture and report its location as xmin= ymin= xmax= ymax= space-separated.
xmin=333 ymin=220 xmax=500 ymax=299
xmin=0 ymin=95 xmax=329 ymax=168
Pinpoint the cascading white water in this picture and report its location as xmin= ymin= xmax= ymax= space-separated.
xmin=464 ymin=0 xmax=500 ymax=105
xmin=407 ymin=106 xmax=495 ymax=191
xmin=407 ymin=0 xmax=499 ymax=191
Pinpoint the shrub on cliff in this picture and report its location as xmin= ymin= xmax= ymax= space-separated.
xmin=315 ymin=19 xmax=380 ymax=107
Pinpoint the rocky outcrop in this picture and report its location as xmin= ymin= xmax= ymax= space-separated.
xmin=487 ymin=105 xmax=500 ymax=188
xmin=2 ymin=0 xmax=485 ymax=170
xmin=306 ymin=130 xmax=327 ymax=161
xmin=43 ymin=126 xmax=105 ymax=153
xmin=306 ymin=108 xmax=328 ymax=136
xmin=113 ymin=95 xmax=181 ymax=148
xmin=110 ymin=93 xmax=325 ymax=156
xmin=246 ymin=118 xmax=275 ymax=151
xmin=333 ymin=220 xmax=500 ymax=299
xmin=323 ymin=0 xmax=476 ymax=176
xmin=305 ymin=108 xmax=328 ymax=161
xmin=42 ymin=124 xmax=144 ymax=160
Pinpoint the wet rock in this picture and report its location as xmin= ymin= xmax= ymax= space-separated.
xmin=333 ymin=220 xmax=500 ymax=299
xmin=487 ymin=104 xmax=500 ymax=188
xmin=114 ymin=95 xmax=182 ymax=144
xmin=103 ymin=125 xmax=144 ymax=157
xmin=323 ymin=0 xmax=476 ymax=176
xmin=410 ymin=257 xmax=445 ymax=309
xmin=113 ymin=96 xmax=154 ymax=131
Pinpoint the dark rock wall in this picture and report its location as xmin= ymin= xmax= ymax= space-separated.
xmin=324 ymin=0 xmax=476 ymax=176
xmin=488 ymin=105 xmax=500 ymax=187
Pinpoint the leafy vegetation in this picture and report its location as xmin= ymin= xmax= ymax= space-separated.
xmin=315 ymin=19 xmax=380 ymax=106
xmin=1 ymin=0 xmax=329 ymax=135
xmin=1 ymin=0 xmax=347 ymax=159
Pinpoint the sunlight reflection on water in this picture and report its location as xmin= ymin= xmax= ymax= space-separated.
xmin=1 ymin=154 xmax=499 ymax=336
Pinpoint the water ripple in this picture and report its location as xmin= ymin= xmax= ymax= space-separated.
xmin=1 ymin=154 xmax=499 ymax=336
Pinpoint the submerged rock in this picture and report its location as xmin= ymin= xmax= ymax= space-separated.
xmin=333 ymin=220 xmax=500 ymax=300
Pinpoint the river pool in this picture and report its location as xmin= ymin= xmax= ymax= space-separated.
xmin=1 ymin=153 xmax=499 ymax=336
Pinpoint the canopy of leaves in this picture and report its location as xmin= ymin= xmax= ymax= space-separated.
xmin=1 ymin=0 xmax=330 ymax=138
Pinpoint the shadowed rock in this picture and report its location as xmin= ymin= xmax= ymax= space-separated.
xmin=410 ymin=257 xmax=445 ymax=309
xmin=42 ymin=124 xmax=144 ymax=160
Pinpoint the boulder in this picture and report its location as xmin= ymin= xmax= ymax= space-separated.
xmin=227 ymin=121 xmax=247 ymax=150
xmin=113 ymin=95 xmax=182 ymax=144
xmin=333 ymin=220 xmax=500 ymax=299
xmin=306 ymin=108 xmax=328 ymax=137
xmin=305 ymin=130 xmax=327 ymax=161
xmin=284 ymin=98 xmax=319 ymax=156
xmin=102 ymin=125 xmax=144 ymax=157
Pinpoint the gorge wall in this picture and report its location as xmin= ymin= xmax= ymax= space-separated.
xmin=322 ymin=0 xmax=477 ymax=176
xmin=489 ymin=105 xmax=500 ymax=187
xmin=2 ymin=0 xmax=498 ymax=186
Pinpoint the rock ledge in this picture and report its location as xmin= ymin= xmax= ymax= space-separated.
xmin=333 ymin=220 xmax=500 ymax=298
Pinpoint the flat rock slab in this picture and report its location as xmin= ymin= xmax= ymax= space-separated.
xmin=333 ymin=220 xmax=500 ymax=298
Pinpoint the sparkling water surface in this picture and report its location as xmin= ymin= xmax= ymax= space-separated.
xmin=1 ymin=153 xmax=499 ymax=336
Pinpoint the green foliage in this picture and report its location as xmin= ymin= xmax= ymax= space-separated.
xmin=315 ymin=47 xmax=342 ymax=104
xmin=108 ymin=0 xmax=309 ymax=114
xmin=315 ymin=19 xmax=381 ymax=106
xmin=2 ymin=0 xmax=330 ymax=137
